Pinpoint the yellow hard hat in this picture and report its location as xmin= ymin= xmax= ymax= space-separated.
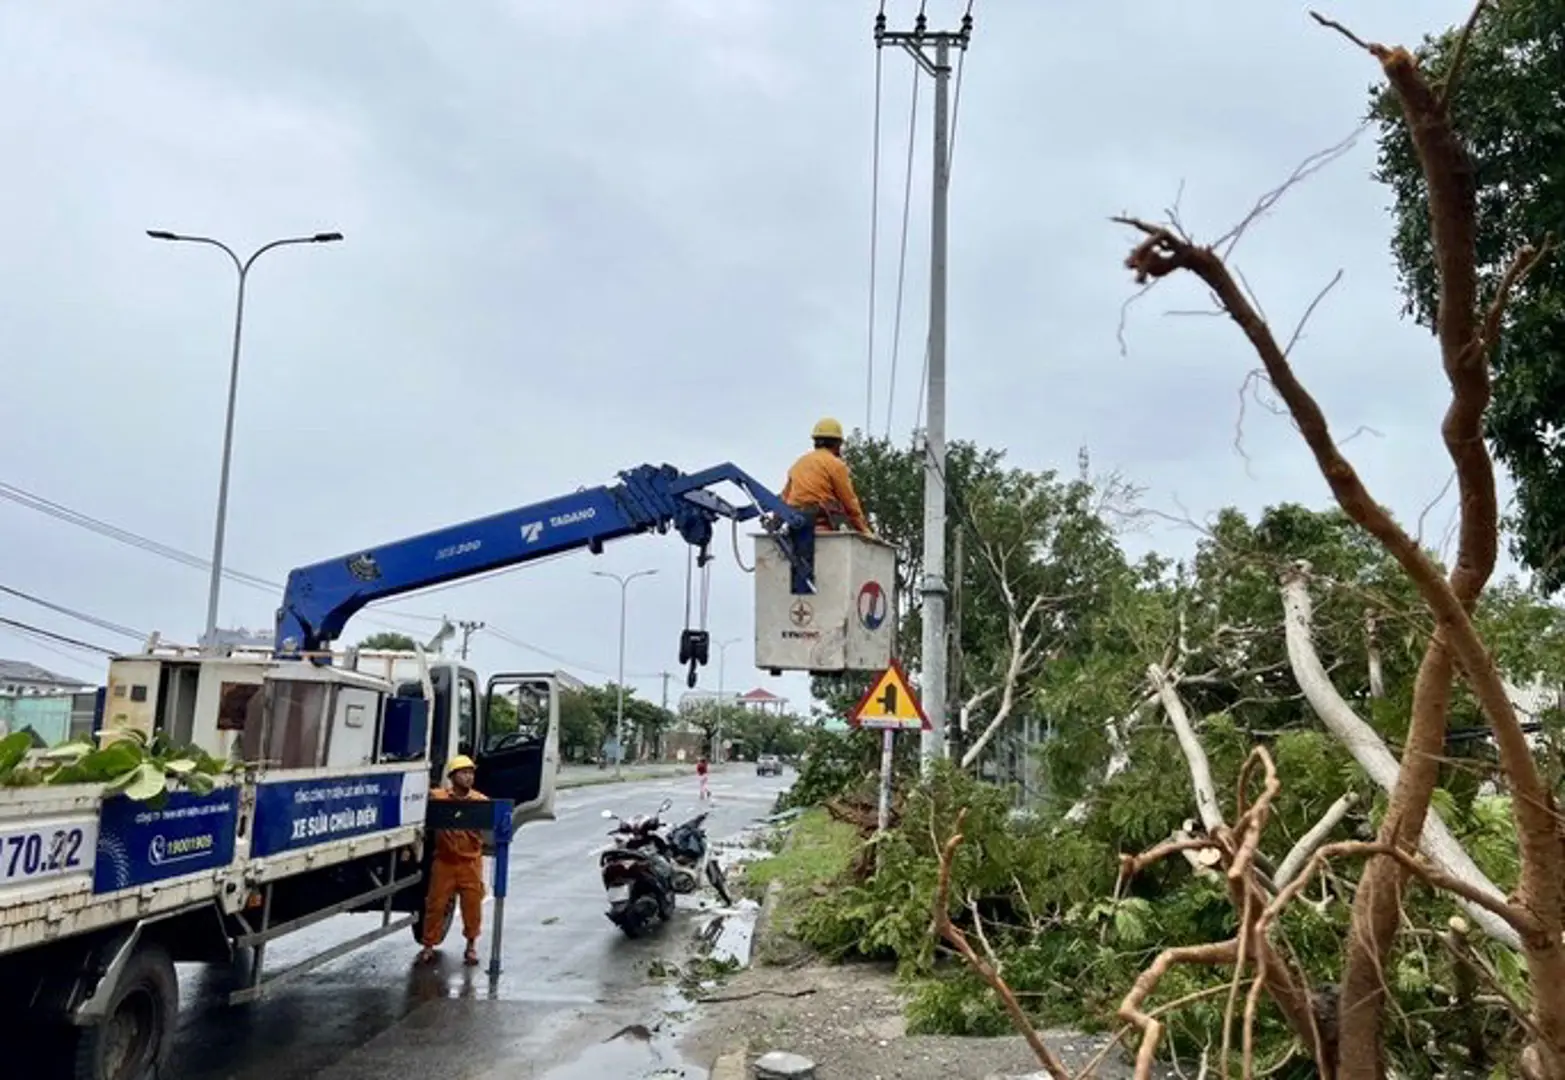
xmin=811 ymin=417 xmax=844 ymax=441
xmin=446 ymin=754 xmax=477 ymax=775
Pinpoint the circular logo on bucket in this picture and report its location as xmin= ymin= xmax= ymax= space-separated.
xmin=789 ymin=600 xmax=814 ymax=627
xmin=857 ymin=581 xmax=888 ymax=631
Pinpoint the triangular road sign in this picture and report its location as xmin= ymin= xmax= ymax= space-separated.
xmin=848 ymin=659 xmax=929 ymax=731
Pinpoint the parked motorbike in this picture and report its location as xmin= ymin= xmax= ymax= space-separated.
xmin=664 ymin=810 xmax=734 ymax=906
xmin=598 ymin=798 xmax=734 ymax=938
xmin=599 ymin=799 xmax=677 ymax=938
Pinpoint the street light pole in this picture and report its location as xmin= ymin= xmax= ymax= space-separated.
xmin=147 ymin=229 xmax=343 ymax=652
xmin=593 ymin=568 xmax=658 ymax=779
xmin=715 ymin=636 xmax=739 ymax=764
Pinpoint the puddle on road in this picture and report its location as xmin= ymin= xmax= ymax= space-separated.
xmin=537 ymin=905 xmax=755 ymax=1080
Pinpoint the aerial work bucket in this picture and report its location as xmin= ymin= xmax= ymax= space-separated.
xmin=752 ymin=532 xmax=896 ymax=675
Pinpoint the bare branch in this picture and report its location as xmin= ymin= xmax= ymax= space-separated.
xmin=1118 ymin=940 xmax=1242 ymax=1080
xmin=1283 ymin=269 xmax=1345 ymax=357
xmin=931 ymin=808 xmax=1072 ymax=1079
xmin=1274 ymin=792 xmax=1358 ymax=889
xmin=1416 ymin=469 xmax=1458 ymax=544
xmin=1213 ymin=126 xmax=1366 ymax=260
xmin=1308 ymin=11 xmax=1380 ymax=55
xmin=1439 ymin=0 xmax=1493 ymax=108
xmin=1260 ymin=840 xmax=1546 ymax=946
xmin=1149 ymin=663 xmax=1225 ymax=834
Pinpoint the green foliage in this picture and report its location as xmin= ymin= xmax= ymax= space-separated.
xmin=1370 ymin=0 xmax=1565 ymax=591
xmin=0 ymin=728 xmax=234 ymax=800
xmin=770 ymin=486 xmax=1565 ymax=1074
xmin=774 ymin=725 xmax=901 ymax=812
xmin=813 ymin=434 xmax=1143 ymax=766
xmin=722 ymin=708 xmax=810 ymax=758
xmin=357 ymin=631 xmax=418 ymax=650
xmin=550 ymin=683 xmax=676 ymax=761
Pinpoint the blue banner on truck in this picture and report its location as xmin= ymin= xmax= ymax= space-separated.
xmin=251 ymin=769 xmax=429 ymax=859
xmin=93 ymin=788 xmax=241 ymax=894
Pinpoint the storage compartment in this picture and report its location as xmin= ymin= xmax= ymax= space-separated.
xmin=381 ymin=695 xmax=429 ymax=760
xmin=753 ymin=531 xmax=896 ymax=674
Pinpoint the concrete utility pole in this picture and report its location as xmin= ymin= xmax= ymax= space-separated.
xmin=715 ymin=637 xmax=739 ymax=764
xmin=457 ymin=620 xmax=485 ymax=661
xmin=659 ymin=671 xmax=672 ymax=761
xmin=875 ymin=4 xmax=973 ymax=766
xmin=593 ymin=568 xmax=658 ymax=779
xmin=146 ymin=228 xmax=343 ymax=653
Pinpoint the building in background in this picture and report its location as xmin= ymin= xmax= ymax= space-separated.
xmin=0 ymin=659 xmax=98 ymax=744
xmin=736 ymin=687 xmax=790 ymax=715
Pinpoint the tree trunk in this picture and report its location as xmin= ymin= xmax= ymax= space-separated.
xmin=1281 ymin=573 xmax=1517 ymax=947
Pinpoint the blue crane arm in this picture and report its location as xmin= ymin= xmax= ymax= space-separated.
xmin=272 ymin=462 xmax=813 ymax=659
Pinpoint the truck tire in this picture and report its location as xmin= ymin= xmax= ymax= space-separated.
xmin=70 ymin=942 xmax=177 ymax=1080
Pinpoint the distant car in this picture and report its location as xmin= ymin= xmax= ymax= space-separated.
xmin=756 ymin=754 xmax=782 ymax=777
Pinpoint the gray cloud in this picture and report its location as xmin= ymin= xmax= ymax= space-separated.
xmin=1 ymin=0 xmax=1501 ymax=707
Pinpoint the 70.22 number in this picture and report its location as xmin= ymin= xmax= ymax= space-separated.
xmin=4 ymin=828 xmax=85 ymax=880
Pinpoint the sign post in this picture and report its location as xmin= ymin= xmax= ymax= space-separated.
xmin=847 ymin=660 xmax=929 ymax=834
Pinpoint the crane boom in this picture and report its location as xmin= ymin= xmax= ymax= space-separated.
xmin=272 ymin=462 xmax=814 ymax=659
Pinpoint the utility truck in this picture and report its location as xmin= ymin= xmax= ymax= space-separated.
xmin=0 ymin=461 xmax=895 ymax=1080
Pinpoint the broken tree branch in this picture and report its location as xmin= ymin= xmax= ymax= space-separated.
xmin=1062 ymin=694 xmax=1158 ymax=826
xmin=1119 ymin=940 xmax=1243 ymax=1080
xmin=1149 ymin=663 xmax=1225 ymax=835
xmin=1280 ymin=567 xmax=1520 ymax=948
xmin=931 ymin=808 xmax=1072 ymax=1080
xmin=1274 ymin=791 xmax=1358 ymax=890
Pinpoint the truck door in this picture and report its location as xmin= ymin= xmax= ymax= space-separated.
xmin=475 ymin=673 xmax=560 ymax=827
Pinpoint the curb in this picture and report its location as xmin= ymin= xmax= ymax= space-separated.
xmin=710 ymin=1041 xmax=749 ymax=1080
xmin=555 ymin=768 xmax=688 ymax=790
xmin=748 ymin=816 xmax=805 ymax=963
xmin=751 ymin=879 xmax=784 ymax=959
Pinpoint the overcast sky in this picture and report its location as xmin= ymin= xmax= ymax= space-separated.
xmin=0 ymin=0 xmax=1503 ymax=712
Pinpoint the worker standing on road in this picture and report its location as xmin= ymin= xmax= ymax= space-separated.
xmin=696 ymin=755 xmax=710 ymax=802
xmin=781 ymin=417 xmax=872 ymax=535
xmin=419 ymin=755 xmax=489 ymax=966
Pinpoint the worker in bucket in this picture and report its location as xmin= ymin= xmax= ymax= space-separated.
xmin=418 ymin=755 xmax=490 ymax=966
xmin=780 ymin=417 xmax=872 ymax=535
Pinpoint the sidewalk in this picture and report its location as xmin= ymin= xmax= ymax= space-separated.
xmin=555 ymin=761 xmax=723 ymax=790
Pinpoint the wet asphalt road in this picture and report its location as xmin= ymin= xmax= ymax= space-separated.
xmin=164 ymin=767 xmax=789 ymax=1080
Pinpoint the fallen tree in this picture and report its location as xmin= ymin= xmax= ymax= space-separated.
xmin=1104 ymin=5 xmax=1562 ymax=1076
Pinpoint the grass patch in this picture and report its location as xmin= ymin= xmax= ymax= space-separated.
xmin=745 ymin=809 xmax=861 ymax=963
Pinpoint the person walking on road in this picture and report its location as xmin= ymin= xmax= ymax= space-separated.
xmin=419 ymin=755 xmax=489 ymax=966
xmin=780 ymin=417 xmax=872 ymax=535
xmin=696 ymin=755 xmax=710 ymax=802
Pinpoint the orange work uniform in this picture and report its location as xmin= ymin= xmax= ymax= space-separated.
xmin=780 ymin=448 xmax=870 ymax=534
xmin=422 ymin=786 xmax=490 ymax=948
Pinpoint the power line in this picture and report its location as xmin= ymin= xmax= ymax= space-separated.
xmin=0 ymin=629 xmax=105 ymax=675
xmin=0 ymin=481 xmax=277 ymax=591
xmin=884 ymin=61 xmax=921 ymax=439
xmin=0 ymin=477 xmax=445 ymax=633
xmin=0 ymin=583 xmax=146 ymax=640
xmin=484 ymin=625 xmax=662 ymax=682
xmin=866 ymin=9 xmax=886 ymax=436
xmin=0 ymin=478 xmax=682 ymax=677
xmin=0 ymin=616 xmax=118 ymax=656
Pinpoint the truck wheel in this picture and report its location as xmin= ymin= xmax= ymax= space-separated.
xmin=71 ymin=942 xmax=177 ymax=1080
xmin=410 ymin=897 xmax=457 ymax=946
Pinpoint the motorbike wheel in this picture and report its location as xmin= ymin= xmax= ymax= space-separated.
xmin=705 ymin=860 xmax=734 ymax=906
xmin=657 ymin=888 xmax=675 ymax=921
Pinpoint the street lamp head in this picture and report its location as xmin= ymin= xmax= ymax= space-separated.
xmin=312 ymin=232 xmax=344 ymax=243
xmin=146 ymin=230 xmax=179 ymax=241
